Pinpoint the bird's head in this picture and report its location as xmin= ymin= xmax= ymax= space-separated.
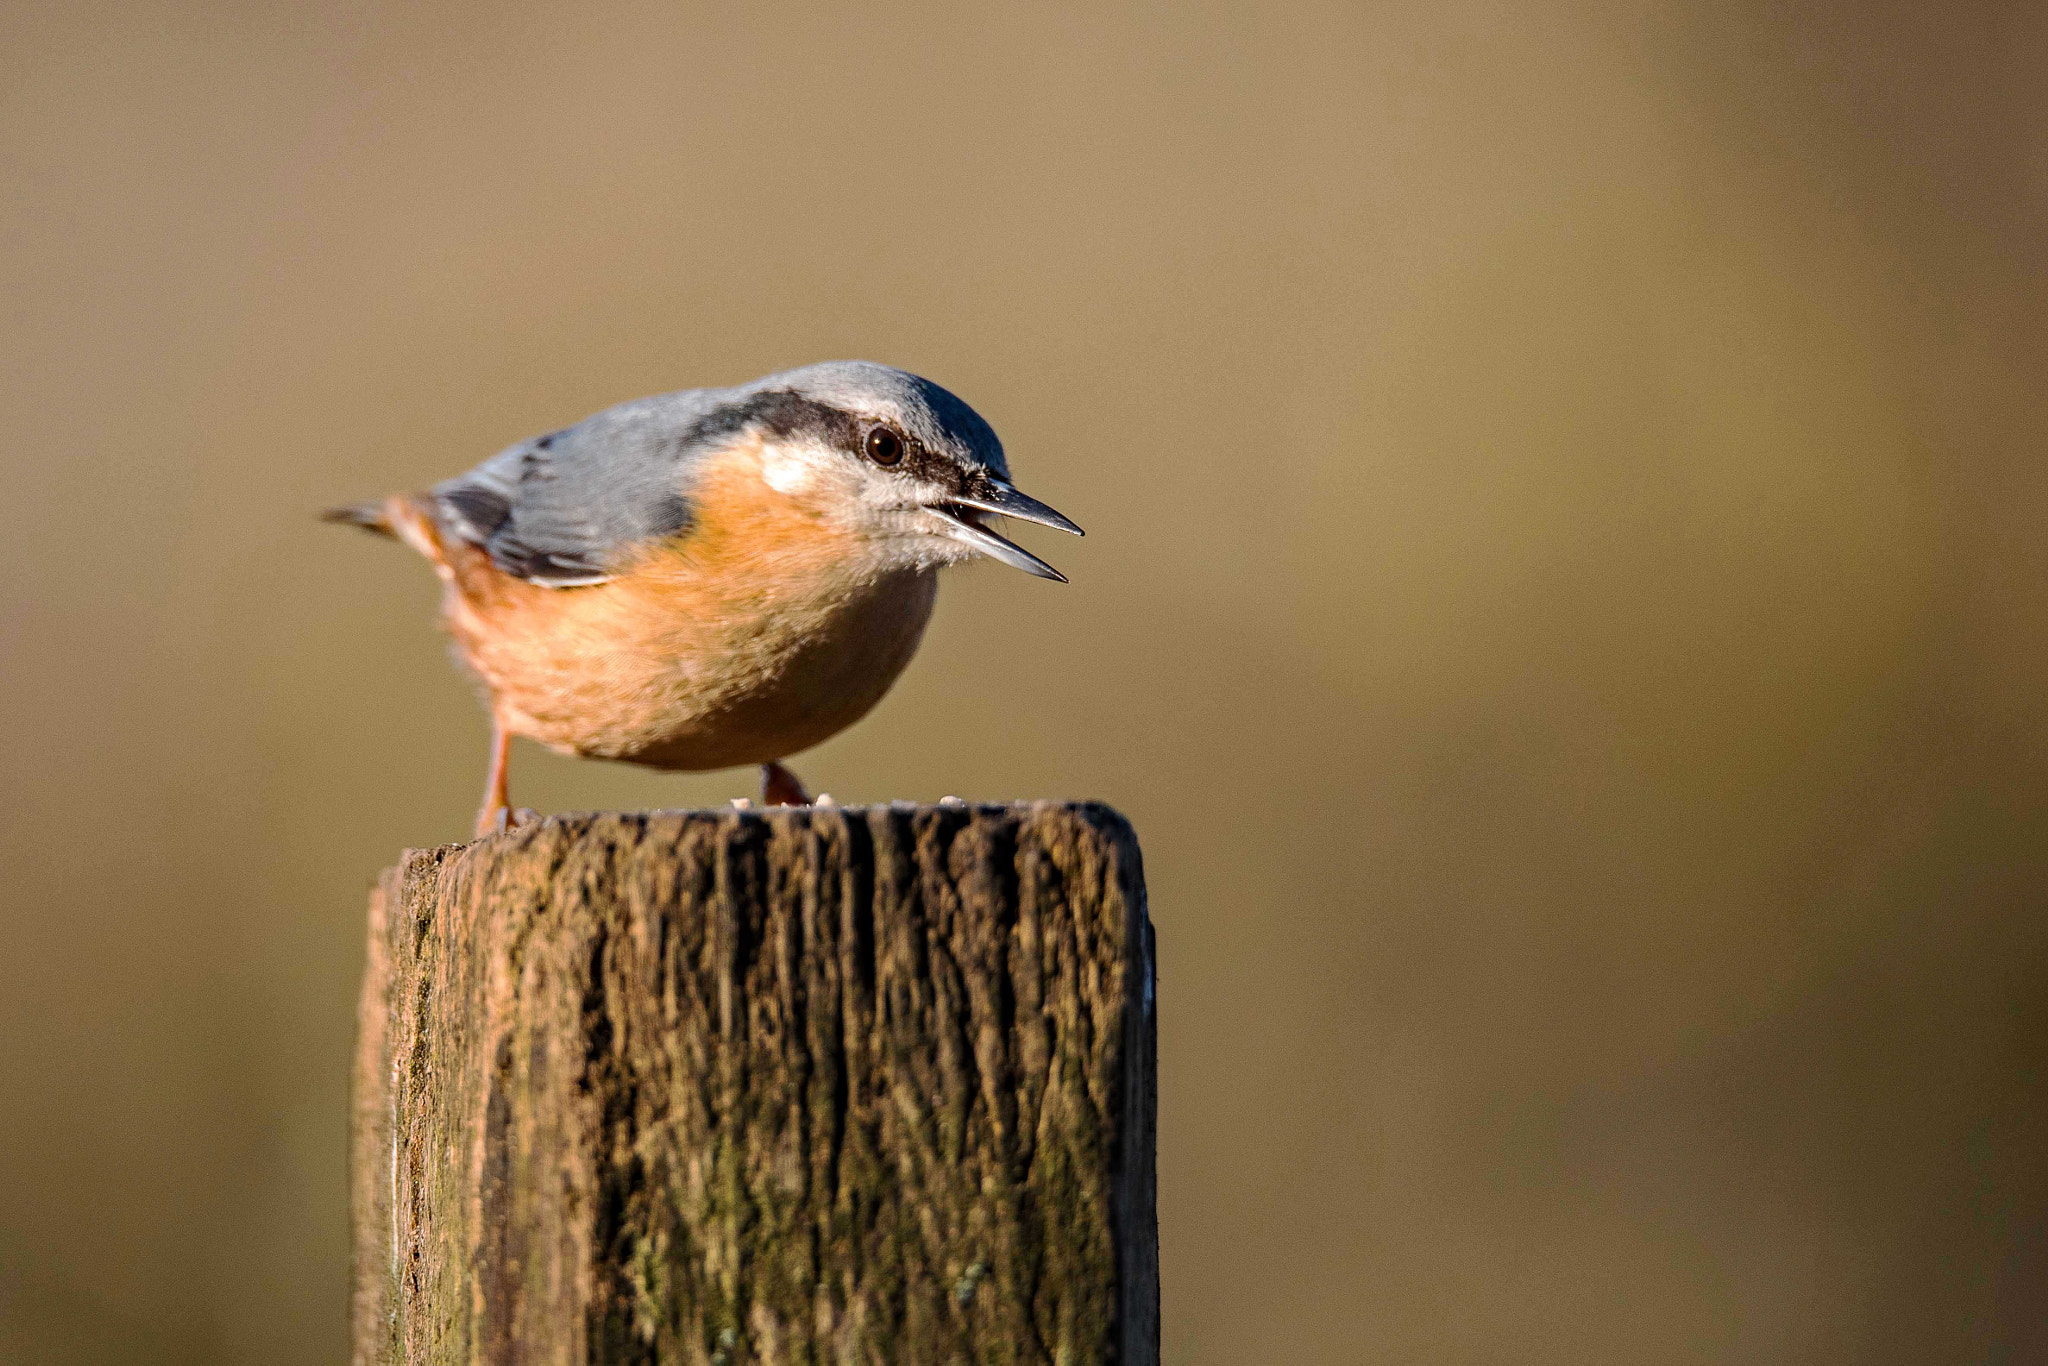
xmin=703 ymin=361 xmax=1082 ymax=581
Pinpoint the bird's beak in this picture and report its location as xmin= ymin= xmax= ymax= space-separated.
xmin=948 ymin=483 xmax=1085 ymax=537
xmin=931 ymin=482 xmax=1084 ymax=583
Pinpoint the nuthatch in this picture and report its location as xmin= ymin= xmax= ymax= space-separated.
xmin=325 ymin=361 xmax=1080 ymax=836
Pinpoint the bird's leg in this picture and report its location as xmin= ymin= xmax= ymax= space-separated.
xmin=476 ymin=724 xmax=513 ymax=837
xmin=761 ymin=761 xmax=811 ymax=807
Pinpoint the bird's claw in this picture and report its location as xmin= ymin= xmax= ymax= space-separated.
xmin=478 ymin=805 xmax=542 ymax=838
xmin=761 ymin=761 xmax=811 ymax=807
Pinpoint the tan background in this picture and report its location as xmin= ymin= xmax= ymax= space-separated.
xmin=4 ymin=1 xmax=2046 ymax=1361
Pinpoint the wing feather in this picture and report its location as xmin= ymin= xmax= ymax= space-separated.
xmin=430 ymin=389 xmax=729 ymax=588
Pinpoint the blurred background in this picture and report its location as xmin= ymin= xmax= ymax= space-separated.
xmin=4 ymin=1 xmax=2046 ymax=1361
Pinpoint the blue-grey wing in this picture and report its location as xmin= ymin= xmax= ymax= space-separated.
xmin=431 ymin=389 xmax=730 ymax=587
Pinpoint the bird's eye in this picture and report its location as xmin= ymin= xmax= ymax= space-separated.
xmin=864 ymin=426 xmax=905 ymax=466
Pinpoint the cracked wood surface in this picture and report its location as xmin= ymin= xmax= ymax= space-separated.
xmin=351 ymin=802 xmax=1156 ymax=1366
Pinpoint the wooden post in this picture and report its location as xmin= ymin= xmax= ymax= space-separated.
xmin=350 ymin=802 xmax=1156 ymax=1366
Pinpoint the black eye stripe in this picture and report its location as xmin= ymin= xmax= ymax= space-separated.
xmin=681 ymin=389 xmax=976 ymax=490
xmin=677 ymin=390 xmax=859 ymax=452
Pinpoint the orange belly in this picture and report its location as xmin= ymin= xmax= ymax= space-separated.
xmin=457 ymin=561 xmax=937 ymax=770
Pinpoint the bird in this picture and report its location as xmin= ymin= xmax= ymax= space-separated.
xmin=324 ymin=360 xmax=1080 ymax=837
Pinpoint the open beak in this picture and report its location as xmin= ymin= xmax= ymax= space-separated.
xmin=930 ymin=482 xmax=1084 ymax=583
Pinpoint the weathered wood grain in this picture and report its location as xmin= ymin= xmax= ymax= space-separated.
xmin=351 ymin=802 xmax=1155 ymax=1366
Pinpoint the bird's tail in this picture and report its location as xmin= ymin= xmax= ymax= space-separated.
xmin=319 ymin=500 xmax=397 ymax=538
xmin=322 ymin=493 xmax=453 ymax=574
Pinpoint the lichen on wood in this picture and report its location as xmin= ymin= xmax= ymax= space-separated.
xmin=351 ymin=802 xmax=1156 ymax=1366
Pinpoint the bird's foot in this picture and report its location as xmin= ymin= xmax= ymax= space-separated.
xmin=761 ymin=762 xmax=811 ymax=807
xmin=476 ymin=805 xmax=542 ymax=838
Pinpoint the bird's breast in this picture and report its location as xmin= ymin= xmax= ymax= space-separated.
xmin=441 ymin=443 xmax=939 ymax=770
